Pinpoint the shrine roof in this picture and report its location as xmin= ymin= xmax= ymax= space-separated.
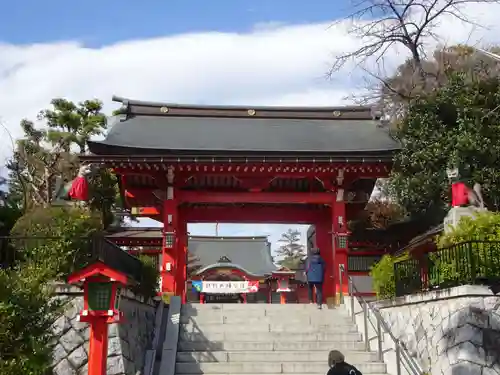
xmin=188 ymin=235 xmax=277 ymax=277
xmin=105 ymin=229 xmax=277 ymax=277
xmin=86 ymin=97 xmax=400 ymax=160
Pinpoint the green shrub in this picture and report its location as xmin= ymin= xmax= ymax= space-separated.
xmin=10 ymin=206 xmax=102 ymax=277
xmin=1 ymin=206 xmax=159 ymax=373
xmin=0 ymin=207 xmax=102 ymax=374
xmin=370 ymin=255 xmax=396 ymax=299
xmin=430 ymin=212 xmax=500 ymax=288
xmin=132 ymin=255 xmax=160 ymax=301
xmin=370 ymin=253 xmax=410 ymax=299
xmin=0 ymin=262 xmax=62 ymax=375
xmin=438 ymin=211 xmax=500 ymax=246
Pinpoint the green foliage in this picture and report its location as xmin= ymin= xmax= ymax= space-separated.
xmin=370 ymin=253 xmax=408 ymax=299
xmin=11 ymin=206 xmax=102 ymax=277
xmin=0 ymin=264 xmax=62 ymax=375
xmin=438 ymin=212 xmax=500 ymax=246
xmin=88 ymin=168 xmax=121 ymax=228
xmin=0 ymin=193 xmax=24 ymax=267
xmin=428 ymin=212 xmax=500 ymax=288
xmin=389 ymin=73 xmax=500 ymax=219
xmin=382 ymin=45 xmax=500 ymax=121
xmin=0 ymin=206 xmax=100 ymax=374
xmin=275 ymin=229 xmax=306 ymax=270
xmin=370 ymin=255 xmax=396 ymax=299
xmin=7 ymin=98 xmax=108 ymax=210
xmin=132 ymin=255 xmax=160 ymax=301
xmin=1 ymin=205 xmax=159 ymax=373
xmin=40 ymin=98 xmax=106 ymax=154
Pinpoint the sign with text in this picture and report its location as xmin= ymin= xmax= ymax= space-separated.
xmin=192 ymin=280 xmax=259 ymax=294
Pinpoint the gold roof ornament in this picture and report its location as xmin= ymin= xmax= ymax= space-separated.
xmin=218 ymin=256 xmax=231 ymax=263
xmin=160 ymin=106 xmax=169 ymax=113
xmin=247 ymin=109 xmax=256 ymax=116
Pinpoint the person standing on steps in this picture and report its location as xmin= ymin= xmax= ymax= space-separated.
xmin=305 ymin=247 xmax=325 ymax=309
xmin=326 ymin=350 xmax=363 ymax=375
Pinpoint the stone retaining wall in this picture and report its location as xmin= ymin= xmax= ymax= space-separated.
xmin=373 ymin=285 xmax=500 ymax=375
xmin=51 ymin=285 xmax=156 ymax=375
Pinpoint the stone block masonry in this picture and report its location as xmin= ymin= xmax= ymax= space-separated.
xmin=372 ymin=285 xmax=500 ymax=375
xmin=50 ymin=284 xmax=157 ymax=375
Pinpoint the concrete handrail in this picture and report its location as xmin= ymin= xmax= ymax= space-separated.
xmin=158 ymin=296 xmax=182 ymax=375
xmin=347 ymin=276 xmax=424 ymax=375
xmin=143 ymin=301 xmax=166 ymax=375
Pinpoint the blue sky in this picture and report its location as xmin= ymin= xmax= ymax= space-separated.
xmin=1 ymin=0 xmax=355 ymax=250
xmin=1 ymin=0 xmax=350 ymax=46
xmin=1 ymin=0 xmax=499 ymax=251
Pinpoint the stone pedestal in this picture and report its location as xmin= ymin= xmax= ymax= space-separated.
xmin=444 ymin=206 xmax=487 ymax=233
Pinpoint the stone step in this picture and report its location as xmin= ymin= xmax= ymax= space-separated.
xmin=179 ymin=331 xmax=362 ymax=342
xmin=180 ymin=314 xmax=354 ymax=325
xmin=178 ymin=340 xmax=367 ymax=352
xmin=176 ymin=350 xmax=379 ymax=363
xmin=175 ymin=361 xmax=387 ymax=374
xmin=180 ymin=322 xmax=357 ymax=333
xmin=182 ymin=304 xmax=346 ymax=316
xmin=183 ymin=303 xmax=331 ymax=311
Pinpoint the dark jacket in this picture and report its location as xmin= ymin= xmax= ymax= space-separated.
xmin=305 ymin=254 xmax=325 ymax=283
xmin=326 ymin=362 xmax=362 ymax=375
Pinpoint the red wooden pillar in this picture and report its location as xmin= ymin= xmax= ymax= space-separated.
xmin=267 ymin=280 xmax=272 ymax=304
xmin=161 ymin=168 xmax=179 ymax=298
xmin=315 ymin=218 xmax=334 ymax=304
xmin=332 ymin=190 xmax=349 ymax=299
xmin=88 ymin=318 xmax=108 ymax=375
xmin=176 ymin=213 xmax=188 ymax=303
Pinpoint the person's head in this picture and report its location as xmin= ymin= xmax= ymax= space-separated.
xmin=312 ymin=247 xmax=320 ymax=255
xmin=328 ymin=350 xmax=345 ymax=367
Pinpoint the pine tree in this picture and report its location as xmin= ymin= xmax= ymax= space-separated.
xmin=275 ymin=229 xmax=306 ymax=270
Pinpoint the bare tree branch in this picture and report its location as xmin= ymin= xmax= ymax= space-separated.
xmin=329 ymin=0 xmax=499 ymax=109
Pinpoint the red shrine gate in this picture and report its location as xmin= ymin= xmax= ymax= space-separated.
xmin=82 ymin=97 xmax=399 ymax=304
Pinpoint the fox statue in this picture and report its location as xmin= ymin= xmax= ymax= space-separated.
xmin=451 ymin=181 xmax=485 ymax=209
xmin=52 ymin=165 xmax=93 ymax=205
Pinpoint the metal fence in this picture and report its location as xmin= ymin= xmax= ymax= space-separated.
xmin=394 ymin=240 xmax=500 ymax=296
xmin=348 ymin=255 xmax=383 ymax=272
xmin=0 ymin=235 xmax=144 ymax=282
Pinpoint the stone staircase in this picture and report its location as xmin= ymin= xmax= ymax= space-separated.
xmin=174 ymin=303 xmax=387 ymax=375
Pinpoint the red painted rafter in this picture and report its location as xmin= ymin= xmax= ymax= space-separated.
xmin=348 ymin=251 xmax=386 ymax=256
xmin=177 ymin=191 xmax=335 ymax=204
xmin=110 ymin=238 xmax=162 ymax=246
xmin=113 ymin=162 xmax=391 ymax=179
xmin=127 ymin=249 xmax=161 ymax=255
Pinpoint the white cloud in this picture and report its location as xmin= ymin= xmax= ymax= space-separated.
xmin=1 ymin=2 xmax=500 ymax=245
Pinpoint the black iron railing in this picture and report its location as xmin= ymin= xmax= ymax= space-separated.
xmin=348 ymin=255 xmax=383 ymax=272
xmin=0 ymin=235 xmax=143 ymax=283
xmin=394 ymin=240 xmax=500 ymax=296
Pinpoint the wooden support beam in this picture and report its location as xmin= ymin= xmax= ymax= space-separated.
xmin=183 ymin=206 xmax=328 ymax=224
xmin=177 ymin=191 xmax=335 ymax=204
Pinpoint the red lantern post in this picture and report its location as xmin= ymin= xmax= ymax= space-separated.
xmin=68 ymin=263 xmax=128 ymax=375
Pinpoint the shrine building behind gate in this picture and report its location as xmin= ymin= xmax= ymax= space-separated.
xmin=106 ymin=228 xmax=309 ymax=303
xmin=82 ymin=96 xmax=400 ymax=304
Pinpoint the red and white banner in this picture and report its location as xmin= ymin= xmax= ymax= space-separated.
xmin=200 ymin=280 xmax=259 ymax=294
